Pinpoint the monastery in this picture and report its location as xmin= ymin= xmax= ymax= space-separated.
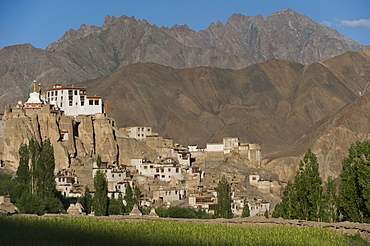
xmin=0 ymin=81 xmax=281 ymax=217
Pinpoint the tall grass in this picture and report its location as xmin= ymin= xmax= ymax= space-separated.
xmin=0 ymin=215 xmax=367 ymax=246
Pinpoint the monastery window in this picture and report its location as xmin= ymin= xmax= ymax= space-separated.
xmin=150 ymin=165 xmax=153 ymax=168
xmin=175 ymin=191 xmax=178 ymax=195
xmin=51 ymin=98 xmax=54 ymax=101
xmin=81 ymin=101 xmax=84 ymax=106
xmin=162 ymin=175 xmax=165 ymax=178
xmin=69 ymin=96 xmax=73 ymax=101
xmin=148 ymin=129 xmax=150 ymax=131
xmin=112 ymin=174 xmax=114 ymax=178
xmin=60 ymin=103 xmax=63 ymax=107
xmin=119 ymin=174 xmax=121 ymax=177
xmin=47 ymin=92 xmax=50 ymax=97
xmin=61 ymin=90 xmax=64 ymax=94
xmin=168 ymin=168 xmax=171 ymax=172
xmin=68 ymin=90 xmax=72 ymax=95
xmin=161 ymin=169 xmax=164 ymax=173
xmin=144 ymin=166 xmax=148 ymax=169
xmin=137 ymin=128 xmax=140 ymax=131
xmin=74 ymin=90 xmax=78 ymax=95
xmin=95 ymin=100 xmax=99 ymax=105
xmin=55 ymin=91 xmax=58 ymax=96
xmin=141 ymin=134 xmax=144 ymax=137
xmin=51 ymin=91 xmax=54 ymax=96
xmin=61 ymin=96 xmax=63 ymax=100
xmin=141 ymin=127 xmax=144 ymax=131
xmin=89 ymin=100 xmax=93 ymax=105
xmin=156 ymin=168 xmax=159 ymax=173
xmin=138 ymin=134 xmax=140 ymax=137
xmin=176 ymin=168 xmax=179 ymax=173
xmin=69 ymin=101 xmax=72 ymax=106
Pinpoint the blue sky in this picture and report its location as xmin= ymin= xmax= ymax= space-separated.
xmin=0 ymin=0 xmax=369 ymax=50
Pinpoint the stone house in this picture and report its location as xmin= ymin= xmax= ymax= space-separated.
xmin=152 ymin=187 xmax=187 ymax=206
xmin=0 ymin=195 xmax=17 ymax=214
xmin=188 ymin=192 xmax=217 ymax=214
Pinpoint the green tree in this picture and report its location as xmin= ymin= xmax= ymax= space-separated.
xmin=93 ymin=169 xmax=108 ymax=216
xmin=215 ymin=176 xmax=233 ymax=218
xmin=108 ymin=197 xmax=124 ymax=215
xmin=134 ymin=186 xmax=141 ymax=207
xmin=28 ymin=139 xmax=40 ymax=195
xmin=79 ymin=187 xmax=93 ymax=214
xmin=272 ymin=149 xmax=323 ymax=221
xmin=15 ymin=138 xmax=61 ymax=214
xmin=338 ymin=141 xmax=370 ymax=222
xmin=17 ymin=144 xmax=30 ymax=185
xmin=125 ymin=183 xmax=135 ymax=213
xmin=321 ymin=176 xmax=338 ymax=223
xmin=96 ymin=155 xmax=102 ymax=168
xmin=241 ymin=198 xmax=250 ymax=218
xmin=36 ymin=139 xmax=55 ymax=199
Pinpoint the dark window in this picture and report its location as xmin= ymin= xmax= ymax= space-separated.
xmin=89 ymin=100 xmax=93 ymax=105
xmin=74 ymin=90 xmax=77 ymax=95
xmin=69 ymin=101 xmax=72 ymax=106
xmin=55 ymin=91 xmax=58 ymax=96
xmin=95 ymin=100 xmax=99 ymax=105
xmin=81 ymin=101 xmax=84 ymax=106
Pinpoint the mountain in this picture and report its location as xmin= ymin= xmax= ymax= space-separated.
xmin=0 ymin=9 xmax=367 ymax=112
xmin=73 ymin=49 xmax=370 ymax=160
xmin=264 ymin=88 xmax=370 ymax=182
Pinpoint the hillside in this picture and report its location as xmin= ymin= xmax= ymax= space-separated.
xmin=75 ymin=49 xmax=370 ymax=159
xmin=0 ymin=9 xmax=367 ymax=112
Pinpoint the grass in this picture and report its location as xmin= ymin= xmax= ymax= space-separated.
xmin=0 ymin=215 xmax=368 ymax=246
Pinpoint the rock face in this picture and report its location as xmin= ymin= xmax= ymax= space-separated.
xmin=0 ymin=105 xmax=117 ymax=171
xmin=0 ymin=9 xmax=368 ymax=112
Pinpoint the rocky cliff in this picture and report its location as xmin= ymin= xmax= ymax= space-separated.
xmin=0 ymin=104 xmax=158 ymax=172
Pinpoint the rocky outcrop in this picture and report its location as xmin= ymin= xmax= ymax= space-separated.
xmin=0 ymin=105 xmax=119 ymax=171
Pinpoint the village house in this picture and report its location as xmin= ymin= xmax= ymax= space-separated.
xmin=92 ymin=161 xmax=132 ymax=199
xmin=54 ymin=169 xmax=80 ymax=197
xmin=188 ymin=137 xmax=262 ymax=168
xmin=152 ymin=187 xmax=187 ymax=207
xmin=0 ymin=195 xmax=17 ymax=215
xmin=188 ymin=191 xmax=217 ymax=214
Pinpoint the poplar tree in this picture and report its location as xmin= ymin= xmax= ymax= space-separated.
xmin=17 ymin=144 xmax=30 ymax=185
xmin=241 ymin=198 xmax=250 ymax=218
xmin=93 ymin=169 xmax=108 ymax=216
xmin=125 ymin=183 xmax=135 ymax=213
xmin=338 ymin=141 xmax=370 ymax=222
xmin=294 ymin=149 xmax=323 ymax=221
xmin=215 ymin=175 xmax=233 ymax=218
xmin=272 ymin=149 xmax=323 ymax=221
xmin=28 ymin=139 xmax=40 ymax=195
xmin=79 ymin=187 xmax=93 ymax=214
xmin=16 ymin=138 xmax=60 ymax=214
xmin=36 ymin=139 xmax=55 ymax=199
xmin=322 ymin=176 xmax=338 ymax=222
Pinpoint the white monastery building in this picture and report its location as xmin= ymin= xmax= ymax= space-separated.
xmin=46 ymin=83 xmax=103 ymax=116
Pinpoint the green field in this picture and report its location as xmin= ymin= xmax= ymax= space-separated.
xmin=0 ymin=215 xmax=368 ymax=246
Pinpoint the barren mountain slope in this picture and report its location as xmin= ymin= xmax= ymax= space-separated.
xmin=1 ymin=9 xmax=367 ymax=112
xmin=264 ymin=89 xmax=370 ymax=182
xmin=76 ymin=49 xmax=370 ymax=156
